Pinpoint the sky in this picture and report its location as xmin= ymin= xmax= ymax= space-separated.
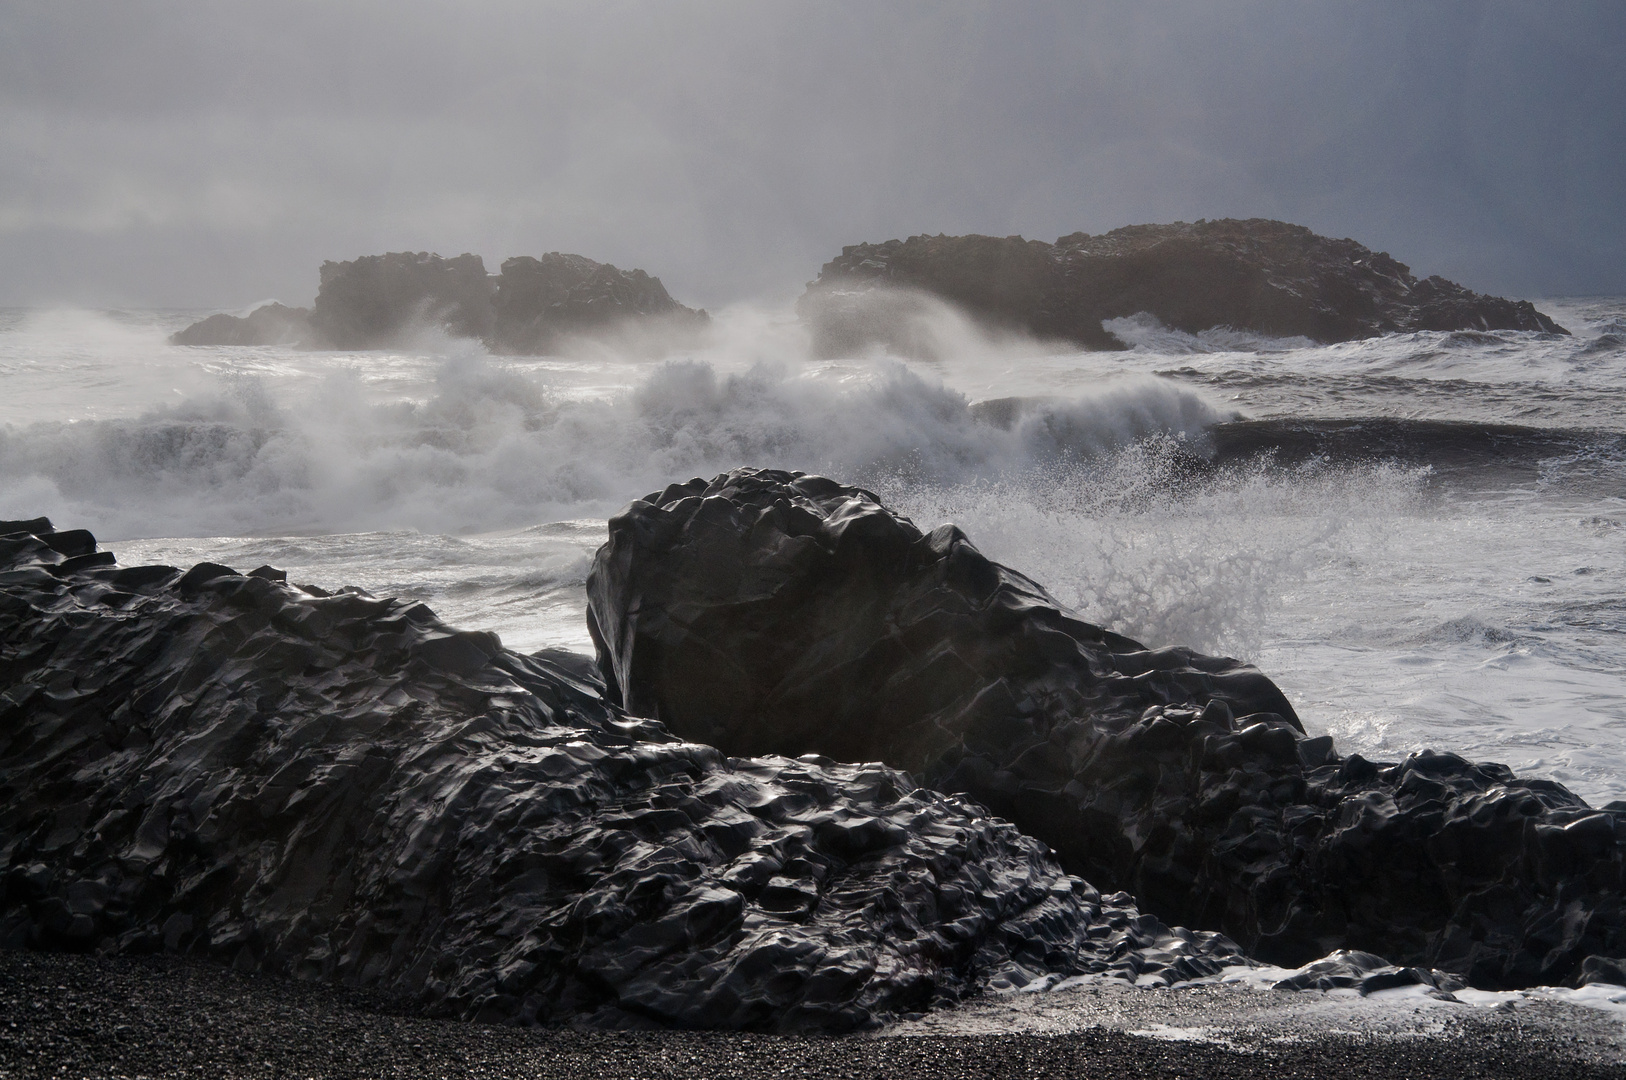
xmin=1 ymin=1 xmax=1622 ymax=308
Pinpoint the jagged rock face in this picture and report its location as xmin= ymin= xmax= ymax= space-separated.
xmin=308 ymin=251 xmax=496 ymax=349
xmin=492 ymin=254 xmax=708 ymax=355
xmin=587 ymin=468 xmax=1626 ymax=986
xmin=0 ymin=517 xmax=1242 ymax=1032
xmin=799 ymin=219 xmax=1568 ymax=354
xmin=168 ymin=303 xmax=312 ymax=347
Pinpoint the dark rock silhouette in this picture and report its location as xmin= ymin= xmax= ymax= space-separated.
xmin=491 ymin=253 xmax=708 ymax=355
xmin=169 ymin=251 xmax=706 ymax=354
xmin=0 ymin=517 xmax=1242 ymax=1032
xmin=799 ymin=220 xmax=1568 ymax=355
xmin=168 ymin=303 xmax=312 ymax=347
xmin=587 ymin=468 xmax=1626 ymax=987
xmin=309 ymin=251 xmax=496 ymax=349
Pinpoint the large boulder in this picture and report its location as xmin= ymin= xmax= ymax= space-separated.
xmin=491 ymin=253 xmax=708 ymax=355
xmin=799 ymin=219 xmax=1568 ymax=354
xmin=587 ymin=468 xmax=1626 ymax=985
xmin=308 ymin=251 xmax=495 ymax=349
xmin=0 ymin=516 xmax=1241 ymax=1032
xmin=168 ymin=303 xmax=312 ymax=347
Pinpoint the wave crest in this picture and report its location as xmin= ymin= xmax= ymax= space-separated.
xmin=0 ymin=350 xmax=1226 ymax=539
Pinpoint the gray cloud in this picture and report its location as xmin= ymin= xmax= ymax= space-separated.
xmin=2 ymin=0 xmax=1621 ymax=307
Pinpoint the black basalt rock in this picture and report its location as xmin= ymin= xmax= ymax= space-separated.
xmin=0 ymin=517 xmax=1240 ymax=1031
xmin=798 ymin=220 xmax=1568 ymax=355
xmin=586 ymin=468 xmax=1626 ymax=986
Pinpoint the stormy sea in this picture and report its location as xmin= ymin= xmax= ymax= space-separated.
xmin=4 ymin=300 xmax=1623 ymax=801
xmin=3 ymin=294 xmax=1626 ymax=1070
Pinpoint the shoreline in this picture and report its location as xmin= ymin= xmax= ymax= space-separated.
xmin=3 ymin=948 xmax=1620 ymax=1079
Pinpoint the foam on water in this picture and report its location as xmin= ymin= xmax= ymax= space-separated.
xmin=886 ymin=454 xmax=1626 ymax=805
xmin=1 ymin=297 xmax=1624 ymax=806
xmin=0 ymin=308 xmax=1229 ymax=538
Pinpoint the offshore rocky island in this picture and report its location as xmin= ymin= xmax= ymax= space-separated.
xmin=4 ymin=468 xmax=1626 ymax=1032
xmin=171 ymin=250 xmax=708 ymax=353
xmin=170 ymin=218 xmax=1567 ymax=356
xmin=798 ymin=219 xmax=1567 ymax=355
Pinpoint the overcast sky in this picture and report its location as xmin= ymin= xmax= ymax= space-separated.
xmin=2 ymin=1 xmax=1622 ymax=307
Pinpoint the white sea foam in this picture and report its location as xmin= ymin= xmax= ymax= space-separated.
xmin=1 ymin=297 xmax=1624 ymax=806
xmin=0 ymin=309 xmax=1229 ymax=539
xmin=886 ymin=447 xmax=1626 ymax=803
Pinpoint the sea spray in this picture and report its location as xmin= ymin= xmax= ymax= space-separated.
xmin=0 ymin=341 xmax=1229 ymax=539
xmin=878 ymin=446 xmax=1432 ymax=660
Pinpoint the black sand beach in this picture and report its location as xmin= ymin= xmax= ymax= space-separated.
xmin=3 ymin=949 xmax=1621 ymax=1080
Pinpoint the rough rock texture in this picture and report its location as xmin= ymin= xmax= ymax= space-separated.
xmin=491 ymin=253 xmax=708 ymax=355
xmin=587 ymin=468 xmax=1626 ymax=987
xmin=308 ymin=251 xmax=496 ymax=350
xmin=799 ymin=219 xmax=1568 ymax=354
xmin=0 ymin=517 xmax=1241 ymax=1032
xmin=168 ymin=303 xmax=312 ymax=347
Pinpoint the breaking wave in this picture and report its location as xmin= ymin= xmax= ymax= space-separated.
xmin=0 ymin=344 xmax=1229 ymax=539
xmin=880 ymin=445 xmax=1430 ymax=658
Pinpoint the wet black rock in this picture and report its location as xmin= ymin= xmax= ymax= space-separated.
xmin=586 ymin=468 xmax=1626 ymax=986
xmin=1269 ymin=949 xmax=1465 ymax=999
xmin=309 ymin=251 xmax=496 ymax=349
xmin=491 ymin=253 xmax=708 ymax=355
xmin=799 ymin=219 xmax=1568 ymax=354
xmin=0 ymin=518 xmax=1240 ymax=1032
xmin=168 ymin=303 xmax=312 ymax=347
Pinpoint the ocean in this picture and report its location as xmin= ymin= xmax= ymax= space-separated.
xmin=1 ymin=296 xmax=1622 ymax=809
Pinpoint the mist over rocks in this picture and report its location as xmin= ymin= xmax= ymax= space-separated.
xmin=587 ymin=467 xmax=1626 ymax=987
xmin=799 ymin=219 xmax=1569 ymax=355
xmin=169 ymin=250 xmax=706 ymax=354
xmin=309 ymin=251 xmax=496 ymax=349
xmin=0 ymin=516 xmax=1243 ymax=1032
xmin=491 ymin=253 xmax=708 ymax=355
xmin=167 ymin=302 xmax=311 ymax=347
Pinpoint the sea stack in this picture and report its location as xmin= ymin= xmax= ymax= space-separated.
xmin=799 ymin=219 xmax=1568 ymax=355
xmin=169 ymin=251 xmax=707 ymax=353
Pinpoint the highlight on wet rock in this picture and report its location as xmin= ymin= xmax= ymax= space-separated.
xmin=587 ymin=468 xmax=1626 ymax=987
xmin=0 ymin=515 xmax=1239 ymax=1032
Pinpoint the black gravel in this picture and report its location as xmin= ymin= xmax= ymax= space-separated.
xmin=2 ymin=949 xmax=1619 ymax=1080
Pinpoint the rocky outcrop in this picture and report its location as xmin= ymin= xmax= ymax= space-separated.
xmin=587 ymin=468 xmax=1626 ymax=986
xmin=308 ymin=251 xmax=495 ymax=349
xmin=169 ymin=251 xmax=706 ymax=354
xmin=0 ymin=517 xmax=1242 ymax=1032
xmin=799 ymin=219 xmax=1568 ymax=354
xmin=168 ymin=303 xmax=312 ymax=347
xmin=491 ymin=254 xmax=707 ymax=355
